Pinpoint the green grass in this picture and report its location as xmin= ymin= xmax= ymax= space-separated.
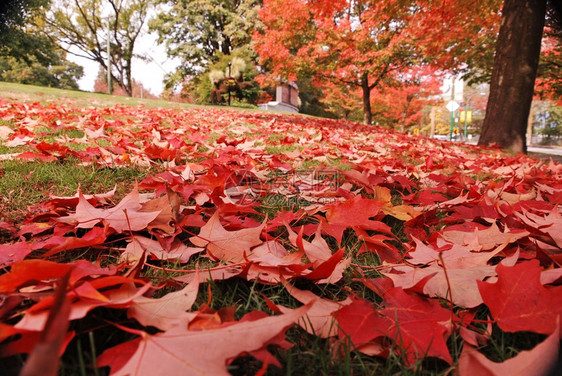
xmin=0 ymin=144 xmax=31 ymax=154
xmin=0 ymin=81 xmax=195 ymax=109
xmin=0 ymin=157 xmax=153 ymax=222
xmin=0 ymin=81 xmax=277 ymax=117
xmin=265 ymin=144 xmax=299 ymax=154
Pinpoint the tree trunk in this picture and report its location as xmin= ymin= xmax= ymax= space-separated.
xmin=125 ymin=60 xmax=133 ymax=97
xmin=361 ymin=74 xmax=372 ymax=125
xmin=478 ymin=0 xmax=546 ymax=154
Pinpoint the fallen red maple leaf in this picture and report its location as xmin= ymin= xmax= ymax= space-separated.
xmin=15 ymin=282 xmax=151 ymax=332
xmin=0 ymin=260 xmax=73 ymax=292
xmin=379 ymin=286 xmax=454 ymax=365
xmin=276 ymin=283 xmax=353 ymax=338
xmin=381 ymin=239 xmax=510 ymax=308
xmin=478 ymin=260 xmax=562 ymax=336
xmin=458 ymin=322 xmax=560 ymax=376
xmin=0 ymin=242 xmax=33 ymax=267
xmin=121 ymin=235 xmax=203 ymax=264
xmin=97 ymin=302 xmax=313 ymax=376
xmin=334 ymin=297 xmax=390 ymax=349
xmin=286 ymin=225 xmax=333 ymax=265
xmin=127 ymin=271 xmax=200 ymax=331
xmin=323 ymin=196 xmax=388 ymax=243
xmin=441 ymin=222 xmax=529 ymax=251
xmin=190 ymin=211 xmax=265 ymax=262
xmin=57 ymin=186 xmax=161 ymax=233
xmin=336 ymin=285 xmax=454 ymax=365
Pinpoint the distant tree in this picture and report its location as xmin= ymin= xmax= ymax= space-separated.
xmin=1 ymin=0 xmax=83 ymax=88
xmin=1 ymin=0 xmax=50 ymax=62
xmin=0 ymin=48 xmax=83 ymax=89
xmin=44 ymin=0 xmax=151 ymax=96
xmin=93 ymin=67 xmax=157 ymax=98
xmin=536 ymin=104 xmax=562 ymax=142
xmin=150 ymin=0 xmax=261 ymax=87
xmin=181 ymin=48 xmax=262 ymax=105
xmin=0 ymin=0 xmax=47 ymax=36
xmin=319 ymin=81 xmax=363 ymax=122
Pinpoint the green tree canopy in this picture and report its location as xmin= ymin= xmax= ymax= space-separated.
xmin=0 ymin=0 xmax=47 ymax=33
xmin=1 ymin=0 xmax=50 ymax=62
xmin=1 ymin=0 xmax=83 ymax=89
xmin=0 ymin=50 xmax=84 ymax=89
xmin=150 ymin=0 xmax=261 ymax=86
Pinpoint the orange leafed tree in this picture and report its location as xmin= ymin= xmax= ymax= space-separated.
xmin=253 ymin=0 xmax=500 ymax=125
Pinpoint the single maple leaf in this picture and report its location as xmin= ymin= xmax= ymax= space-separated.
xmin=17 ymin=222 xmax=53 ymax=238
xmin=190 ymin=212 xmax=264 ymax=263
xmin=0 ymin=242 xmax=33 ymax=267
xmin=127 ymin=271 xmax=200 ymax=330
xmin=0 ymin=260 xmax=72 ymax=293
xmin=383 ymin=265 xmax=496 ymax=308
xmin=302 ymin=248 xmax=350 ymax=284
xmin=285 ymin=225 xmax=332 ymax=265
xmin=43 ymin=186 xmax=117 ymax=209
xmin=381 ymin=239 xmax=510 ymax=308
xmin=406 ymin=237 xmax=504 ymax=268
xmin=487 ymin=187 xmax=537 ymax=206
xmin=374 ymin=186 xmax=421 ymax=221
xmin=441 ymin=222 xmax=529 ymax=251
xmin=276 ymin=283 xmax=353 ymax=338
xmin=515 ymin=208 xmax=562 ymax=248
xmin=458 ymin=323 xmax=560 ymax=376
xmin=97 ymin=302 xmax=312 ymax=376
xmin=334 ymin=297 xmax=390 ymax=347
xmin=121 ymin=235 xmax=203 ymax=264
xmin=336 ymin=287 xmax=455 ymax=365
xmin=35 ymin=142 xmax=70 ymax=159
xmin=478 ymin=260 xmax=562 ymax=336
xmin=354 ymin=228 xmax=402 ymax=263
xmin=140 ymin=190 xmax=181 ymax=236
xmin=57 ymin=186 xmax=161 ymax=233
xmin=35 ymin=226 xmax=108 ymax=258
xmin=379 ymin=286 xmax=454 ymax=365
xmin=323 ymin=196 xmax=388 ymax=243
xmin=246 ymin=240 xmax=302 ymax=266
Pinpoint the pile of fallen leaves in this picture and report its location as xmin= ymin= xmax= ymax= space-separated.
xmin=0 ymin=98 xmax=561 ymax=375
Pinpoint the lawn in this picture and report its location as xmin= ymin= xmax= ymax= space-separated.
xmin=0 ymin=83 xmax=561 ymax=375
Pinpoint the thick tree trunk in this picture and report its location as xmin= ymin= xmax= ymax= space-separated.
xmin=478 ymin=0 xmax=546 ymax=154
xmin=361 ymin=74 xmax=372 ymax=125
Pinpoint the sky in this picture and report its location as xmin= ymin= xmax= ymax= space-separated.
xmin=67 ymin=28 xmax=180 ymax=96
